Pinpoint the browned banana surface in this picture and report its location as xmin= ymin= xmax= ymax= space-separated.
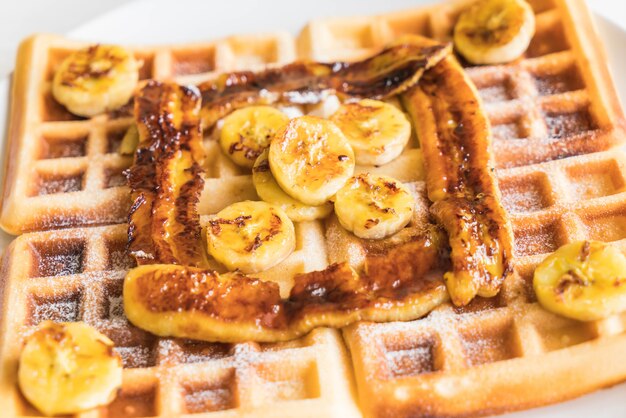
xmin=124 ymin=227 xmax=448 ymax=342
xmin=402 ymin=56 xmax=514 ymax=306
xmin=128 ymin=81 xmax=207 ymax=267
xmin=198 ymin=35 xmax=451 ymax=129
xmin=124 ymin=39 xmax=456 ymax=342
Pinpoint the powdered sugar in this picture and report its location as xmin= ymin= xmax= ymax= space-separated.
xmin=184 ymin=386 xmax=234 ymax=413
xmin=514 ymin=224 xmax=559 ymax=257
xmin=385 ymin=344 xmax=434 ymax=377
xmin=544 ymin=110 xmax=594 ymax=139
xmin=500 ymin=178 xmax=549 ymax=214
xmin=31 ymin=297 xmax=79 ymax=324
xmin=478 ymin=83 xmax=511 ymax=104
xmin=114 ymin=345 xmax=156 ymax=368
xmin=107 ymin=295 xmax=125 ymax=322
xmin=37 ymin=173 xmax=84 ymax=196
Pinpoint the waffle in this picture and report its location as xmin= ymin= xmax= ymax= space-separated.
xmin=1 ymin=0 xmax=626 ymax=417
xmin=0 ymin=225 xmax=362 ymax=417
xmin=0 ymin=32 xmax=296 ymax=234
xmin=300 ymin=0 xmax=626 ymax=415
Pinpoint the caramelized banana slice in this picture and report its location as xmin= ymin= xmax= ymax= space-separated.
xmin=335 ymin=174 xmax=414 ymax=239
xmin=330 ymin=99 xmax=411 ymax=165
xmin=454 ymin=0 xmax=535 ymax=65
xmin=198 ymin=35 xmax=451 ymax=129
xmin=53 ymin=45 xmax=139 ymax=117
xmin=403 ymin=56 xmax=514 ymax=305
xmin=122 ymin=38 xmax=457 ymax=343
xmin=534 ymin=241 xmax=626 ymax=321
xmin=18 ymin=321 xmax=122 ymax=416
xmin=220 ymin=106 xmax=289 ymax=168
xmin=269 ymin=116 xmax=355 ymax=206
xmin=206 ymin=201 xmax=296 ymax=273
xmin=253 ymin=150 xmax=333 ymax=222
xmin=128 ymin=81 xmax=207 ymax=267
xmin=118 ymin=124 xmax=139 ymax=155
xmin=124 ymin=228 xmax=446 ymax=342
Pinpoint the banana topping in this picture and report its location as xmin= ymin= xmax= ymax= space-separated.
xmin=253 ymin=149 xmax=333 ymax=222
xmin=335 ymin=174 xmax=414 ymax=239
xmin=269 ymin=116 xmax=355 ymax=206
xmin=124 ymin=229 xmax=446 ymax=342
xmin=122 ymin=39 xmax=460 ymax=343
xmin=52 ymin=44 xmax=139 ymax=117
xmin=534 ymin=241 xmax=626 ymax=321
xmin=220 ymin=106 xmax=290 ymax=168
xmin=128 ymin=81 xmax=207 ymax=267
xmin=403 ymin=56 xmax=514 ymax=305
xmin=118 ymin=123 xmax=139 ymax=155
xmin=18 ymin=321 xmax=122 ymax=416
xmin=454 ymin=0 xmax=535 ymax=65
xmin=330 ymin=99 xmax=411 ymax=165
xmin=206 ymin=201 xmax=296 ymax=273
xmin=198 ymin=35 xmax=451 ymax=129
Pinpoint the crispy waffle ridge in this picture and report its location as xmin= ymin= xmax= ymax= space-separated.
xmin=300 ymin=0 xmax=626 ymax=416
xmin=0 ymin=32 xmax=296 ymax=234
xmin=0 ymin=226 xmax=360 ymax=417
xmin=2 ymin=0 xmax=626 ymax=418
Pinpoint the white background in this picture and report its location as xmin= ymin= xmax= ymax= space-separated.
xmin=0 ymin=0 xmax=625 ymax=78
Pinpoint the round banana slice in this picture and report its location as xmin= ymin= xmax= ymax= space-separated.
xmin=220 ymin=106 xmax=290 ymax=168
xmin=335 ymin=173 xmax=414 ymax=239
xmin=253 ymin=150 xmax=333 ymax=222
xmin=206 ymin=200 xmax=296 ymax=273
xmin=330 ymin=99 xmax=411 ymax=166
xmin=52 ymin=44 xmax=139 ymax=117
xmin=454 ymin=0 xmax=535 ymax=65
xmin=269 ymin=116 xmax=355 ymax=206
xmin=18 ymin=321 xmax=122 ymax=416
xmin=534 ymin=241 xmax=626 ymax=321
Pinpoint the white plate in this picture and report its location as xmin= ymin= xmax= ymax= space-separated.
xmin=0 ymin=1 xmax=625 ymax=416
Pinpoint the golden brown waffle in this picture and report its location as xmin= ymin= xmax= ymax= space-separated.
xmin=0 ymin=32 xmax=296 ymax=234
xmin=2 ymin=0 xmax=626 ymax=417
xmin=0 ymin=225 xmax=361 ymax=417
xmin=299 ymin=0 xmax=626 ymax=415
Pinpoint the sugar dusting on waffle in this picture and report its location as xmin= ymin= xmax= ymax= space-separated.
xmin=2 ymin=0 xmax=626 ymax=415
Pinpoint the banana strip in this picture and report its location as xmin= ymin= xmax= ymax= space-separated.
xmin=402 ymin=56 xmax=515 ymax=306
xmin=128 ymin=81 xmax=208 ymax=267
xmin=198 ymin=35 xmax=451 ymax=129
xmin=125 ymin=228 xmax=447 ymax=342
xmin=124 ymin=43 xmax=455 ymax=342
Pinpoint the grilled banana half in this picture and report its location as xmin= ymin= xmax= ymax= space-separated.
xmin=534 ymin=241 xmax=626 ymax=321
xmin=454 ymin=0 xmax=535 ymax=65
xmin=18 ymin=321 xmax=122 ymax=416
xmin=330 ymin=99 xmax=411 ymax=165
xmin=206 ymin=201 xmax=296 ymax=273
xmin=128 ymin=81 xmax=207 ymax=267
xmin=220 ymin=106 xmax=290 ymax=168
xmin=52 ymin=44 xmax=139 ymax=117
xmin=122 ymin=38 xmax=464 ymax=343
xmin=124 ymin=231 xmax=446 ymax=342
xmin=269 ymin=116 xmax=355 ymax=206
xmin=253 ymin=149 xmax=333 ymax=222
xmin=403 ymin=56 xmax=514 ymax=306
xmin=198 ymin=35 xmax=451 ymax=129
xmin=335 ymin=174 xmax=414 ymax=239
